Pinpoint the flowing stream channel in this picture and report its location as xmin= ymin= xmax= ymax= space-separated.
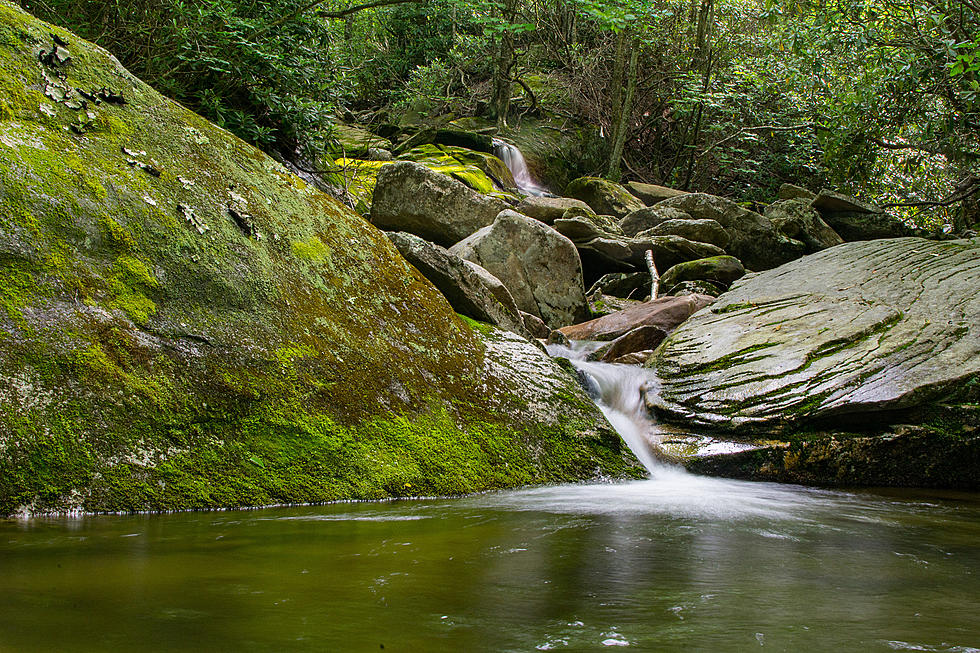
xmin=2 ymin=347 xmax=979 ymax=651
xmin=493 ymin=138 xmax=551 ymax=197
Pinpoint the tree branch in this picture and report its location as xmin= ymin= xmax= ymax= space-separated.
xmin=251 ymin=0 xmax=426 ymax=39
xmin=697 ymin=123 xmax=816 ymax=160
xmin=881 ymin=176 xmax=980 ymax=208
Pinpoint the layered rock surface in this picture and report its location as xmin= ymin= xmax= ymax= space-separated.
xmin=0 ymin=3 xmax=641 ymax=515
xmin=648 ymin=238 xmax=980 ymax=432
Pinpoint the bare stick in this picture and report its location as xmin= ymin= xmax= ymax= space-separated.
xmin=645 ymin=249 xmax=659 ymax=299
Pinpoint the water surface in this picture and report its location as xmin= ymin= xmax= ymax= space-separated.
xmin=3 ymin=472 xmax=979 ymax=652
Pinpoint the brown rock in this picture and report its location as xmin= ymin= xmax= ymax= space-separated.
xmin=626 ymin=181 xmax=688 ymax=205
xmin=559 ymin=294 xmax=714 ymax=341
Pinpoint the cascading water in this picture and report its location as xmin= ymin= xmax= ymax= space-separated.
xmin=492 ymin=138 xmax=551 ymax=197
xmin=546 ymin=342 xmax=664 ymax=475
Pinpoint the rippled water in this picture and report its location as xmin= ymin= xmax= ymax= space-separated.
xmin=2 ymin=476 xmax=979 ymax=652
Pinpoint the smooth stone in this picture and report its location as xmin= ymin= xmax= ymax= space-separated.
xmin=559 ymin=294 xmax=714 ymax=341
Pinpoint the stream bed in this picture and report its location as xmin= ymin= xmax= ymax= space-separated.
xmin=2 ymin=473 xmax=979 ymax=652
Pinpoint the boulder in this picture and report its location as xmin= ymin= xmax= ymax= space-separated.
xmin=628 ymin=234 xmax=727 ymax=270
xmin=516 ymin=196 xmax=593 ymax=225
xmin=398 ymin=144 xmax=517 ymax=199
xmin=620 ymin=206 xmax=693 ymax=237
xmin=593 ymin=326 xmax=669 ymax=364
xmin=328 ymin=123 xmax=394 ymax=157
xmin=659 ymin=256 xmax=745 ymax=293
xmin=626 ymin=181 xmax=688 ymax=205
xmin=394 ymin=128 xmax=495 ymax=155
xmin=811 ymin=189 xmax=882 ymax=214
xmin=371 ymin=161 xmax=508 ymax=247
xmin=553 ymin=212 xmax=623 ymax=241
xmin=450 ymin=210 xmax=590 ymax=328
xmin=589 ymin=293 xmax=645 ymax=317
xmin=565 ymin=176 xmax=646 ymax=219
xmin=820 ymin=211 xmax=916 ymax=241
xmin=521 ymin=311 xmax=552 ymax=339
xmin=666 ymin=280 xmax=727 ymax=297
xmin=657 ymin=193 xmax=805 ymax=270
xmin=0 ymin=5 xmax=642 ymax=515
xmin=385 ymin=232 xmax=527 ymax=337
xmin=588 ymin=272 xmax=651 ymax=300
xmin=648 ymin=237 xmax=980 ymax=435
xmin=764 ymin=199 xmax=844 ymax=252
xmin=647 ymin=218 xmax=730 ymax=249
xmin=559 ymin=295 xmax=715 ymax=341
xmin=777 ymin=184 xmax=816 ymax=201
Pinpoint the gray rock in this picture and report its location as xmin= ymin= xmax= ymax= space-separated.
xmin=660 ymin=255 xmax=745 ymax=292
xmin=626 ymin=181 xmax=688 ymax=205
xmin=628 ymin=234 xmax=727 ymax=270
xmin=553 ymin=214 xmax=621 ymax=242
xmin=386 ymin=231 xmax=529 ymax=337
xmin=648 ymin=237 xmax=980 ymax=433
xmin=812 ymin=189 xmax=882 ymax=214
xmin=821 ymin=211 xmax=915 ymax=242
xmin=764 ymin=199 xmax=844 ymax=252
xmin=647 ymin=218 xmax=730 ymax=248
xmin=595 ymin=325 xmax=669 ymax=363
xmin=559 ymin=294 xmax=714 ymax=341
xmin=666 ymin=280 xmax=726 ymax=297
xmin=521 ymin=311 xmax=552 ymax=339
xmin=565 ymin=176 xmax=646 ymax=219
xmin=450 ymin=210 xmax=590 ymax=328
xmin=366 ymin=148 xmax=394 ymax=161
xmin=620 ymin=206 xmax=692 ymax=237
xmin=516 ymin=196 xmax=593 ymax=225
xmin=657 ymin=193 xmax=805 ymax=270
xmin=371 ymin=161 xmax=507 ymax=247
xmin=588 ymin=272 xmax=652 ymax=300
xmin=777 ymin=183 xmax=816 ymax=201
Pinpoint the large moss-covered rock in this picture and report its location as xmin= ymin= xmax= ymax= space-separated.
xmin=370 ymin=161 xmax=508 ymax=247
xmin=657 ymin=193 xmax=805 ymax=270
xmin=398 ymin=143 xmax=517 ymax=200
xmin=659 ymin=255 xmax=745 ymax=293
xmin=648 ymin=238 xmax=980 ymax=434
xmin=327 ymin=123 xmax=393 ymax=158
xmin=0 ymin=4 xmax=642 ymax=515
xmin=565 ymin=176 xmax=646 ymax=219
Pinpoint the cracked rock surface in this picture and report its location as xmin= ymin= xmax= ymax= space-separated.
xmin=647 ymin=237 xmax=980 ymax=432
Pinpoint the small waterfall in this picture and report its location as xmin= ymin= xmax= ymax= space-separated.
xmin=546 ymin=343 xmax=664 ymax=475
xmin=492 ymin=138 xmax=551 ymax=197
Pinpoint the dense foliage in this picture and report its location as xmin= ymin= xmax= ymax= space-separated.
xmin=20 ymin=0 xmax=979 ymax=226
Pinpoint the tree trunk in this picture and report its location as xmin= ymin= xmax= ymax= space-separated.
xmin=607 ymin=35 xmax=639 ymax=180
xmin=491 ymin=0 xmax=518 ymax=128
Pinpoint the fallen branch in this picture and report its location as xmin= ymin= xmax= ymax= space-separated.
xmin=645 ymin=249 xmax=659 ymax=299
xmin=251 ymin=0 xmax=426 ymax=39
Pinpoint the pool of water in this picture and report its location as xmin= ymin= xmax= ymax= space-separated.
xmin=2 ymin=469 xmax=978 ymax=652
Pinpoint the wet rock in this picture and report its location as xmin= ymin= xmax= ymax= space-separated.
xmin=386 ymin=231 xmax=528 ymax=337
xmin=516 ymin=196 xmax=593 ymax=225
xmin=657 ymin=193 xmax=805 ymax=270
xmin=649 ymin=237 xmax=980 ymax=434
xmin=625 ymin=181 xmax=688 ymax=205
xmin=559 ymin=294 xmax=714 ymax=341
xmin=594 ymin=325 xmax=669 ymax=363
xmin=450 ymin=210 xmax=590 ymax=328
xmin=646 ymin=218 xmax=730 ymax=249
xmin=371 ymin=161 xmax=508 ymax=246
xmin=764 ymin=199 xmax=843 ymax=252
xmin=565 ymin=176 xmax=646 ymax=219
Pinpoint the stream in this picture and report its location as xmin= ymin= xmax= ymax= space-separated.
xmin=2 ymin=352 xmax=979 ymax=652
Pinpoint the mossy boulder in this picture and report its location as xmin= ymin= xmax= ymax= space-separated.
xmin=659 ymin=256 xmax=746 ymax=293
xmin=0 ymin=3 xmax=642 ymax=515
xmin=565 ymin=176 xmax=646 ymax=219
xmin=327 ymin=123 xmax=393 ymax=158
xmin=764 ymin=199 xmax=843 ymax=253
xmin=398 ymin=143 xmax=517 ymax=201
xmin=646 ymin=218 xmax=730 ymax=249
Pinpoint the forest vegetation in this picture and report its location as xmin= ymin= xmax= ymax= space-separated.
xmin=18 ymin=0 xmax=979 ymax=227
